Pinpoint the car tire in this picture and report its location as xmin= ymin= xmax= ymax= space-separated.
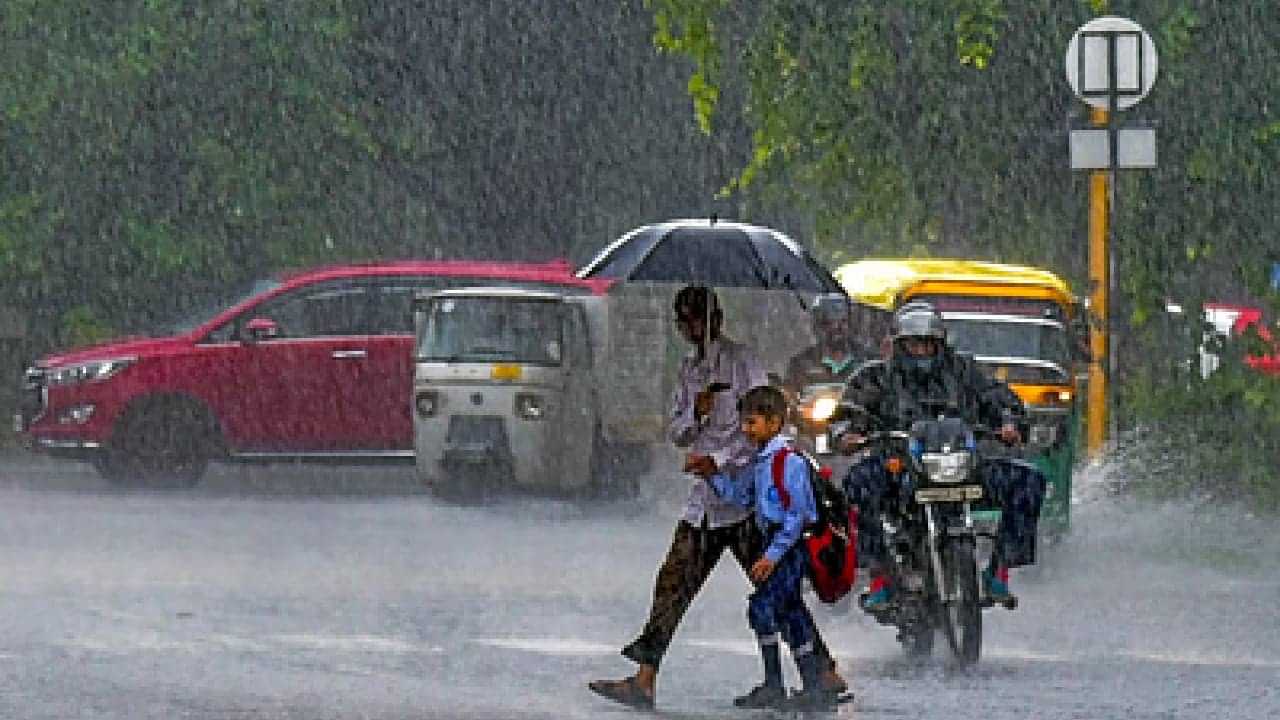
xmin=97 ymin=396 xmax=221 ymax=489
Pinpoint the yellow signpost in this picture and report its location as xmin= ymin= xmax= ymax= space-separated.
xmin=1086 ymin=107 xmax=1110 ymax=457
xmin=1065 ymin=16 xmax=1159 ymax=458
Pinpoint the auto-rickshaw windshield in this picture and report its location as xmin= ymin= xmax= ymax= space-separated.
xmin=943 ymin=317 xmax=1071 ymax=369
xmin=419 ymin=297 xmax=565 ymax=365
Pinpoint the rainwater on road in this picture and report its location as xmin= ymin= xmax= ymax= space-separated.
xmin=1 ymin=457 xmax=1277 ymax=719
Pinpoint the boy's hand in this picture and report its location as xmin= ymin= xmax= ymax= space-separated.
xmin=683 ymin=454 xmax=717 ymax=478
xmin=749 ymin=557 xmax=776 ymax=583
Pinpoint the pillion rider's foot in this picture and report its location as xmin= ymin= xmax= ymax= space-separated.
xmin=983 ymin=565 xmax=1015 ymax=604
xmin=861 ymin=577 xmax=894 ymax=612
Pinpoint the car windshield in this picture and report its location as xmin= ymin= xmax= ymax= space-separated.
xmin=418 ymin=297 xmax=565 ymax=365
xmin=153 ymin=278 xmax=283 ymax=335
xmin=943 ymin=317 xmax=1071 ymax=369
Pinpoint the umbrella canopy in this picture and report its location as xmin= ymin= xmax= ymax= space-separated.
xmin=576 ymin=219 xmax=844 ymax=294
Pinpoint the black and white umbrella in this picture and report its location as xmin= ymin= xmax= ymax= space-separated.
xmin=576 ymin=218 xmax=844 ymax=294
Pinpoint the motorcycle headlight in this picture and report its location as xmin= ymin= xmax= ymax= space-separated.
xmin=1029 ymin=424 xmax=1057 ymax=447
xmin=920 ymin=451 xmax=972 ymax=483
xmin=808 ymin=397 xmax=838 ymax=422
xmin=45 ymin=357 xmax=136 ymax=387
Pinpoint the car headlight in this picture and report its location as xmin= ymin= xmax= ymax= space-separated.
xmin=45 ymin=357 xmax=136 ymax=387
xmin=808 ymin=397 xmax=838 ymax=422
xmin=514 ymin=393 xmax=545 ymax=421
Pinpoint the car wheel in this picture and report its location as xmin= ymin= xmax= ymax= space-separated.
xmin=98 ymin=397 xmax=220 ymax=489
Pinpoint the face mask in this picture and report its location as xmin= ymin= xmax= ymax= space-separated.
xmin=899 ymin=352 xmax=939 ymax=379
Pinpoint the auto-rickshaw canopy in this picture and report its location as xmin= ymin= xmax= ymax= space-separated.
xmin=833 ymin=259 xmax=1075 ymax=312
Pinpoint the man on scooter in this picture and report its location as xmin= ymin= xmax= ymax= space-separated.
xmin=835 ymin=301 xmax=1047 ymax=610
xmin=781 ymin=294 xmax=878 ymax=396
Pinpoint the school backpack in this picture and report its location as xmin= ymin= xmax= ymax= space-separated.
xmin=770 ymin=447 xmax=858 ymax=603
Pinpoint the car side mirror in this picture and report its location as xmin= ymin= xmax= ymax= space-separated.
xmin=244 ymin=317 xmax=280 ymax=343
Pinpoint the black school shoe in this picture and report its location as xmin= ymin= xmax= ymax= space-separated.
xmin=733 ymin=684 xmax=788 ymax=709
xmin=782 ymin=687 xmax=842 ymax=712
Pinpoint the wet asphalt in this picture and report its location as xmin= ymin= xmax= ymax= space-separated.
xmin=1 ymin=456 xmax=1277 ymax=719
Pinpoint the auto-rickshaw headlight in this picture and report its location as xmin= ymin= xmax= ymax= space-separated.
xmin=415 ymin=391 xmax=439 ymax=418
xmin=514 ymin=393 xmax=545 ymax=421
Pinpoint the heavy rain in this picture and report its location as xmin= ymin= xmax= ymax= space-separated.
xmin=2 ymin=2 xmax=1278 ymax=719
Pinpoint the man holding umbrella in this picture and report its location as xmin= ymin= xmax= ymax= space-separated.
xmin=588 ymin=285 xmax=847 ymax=710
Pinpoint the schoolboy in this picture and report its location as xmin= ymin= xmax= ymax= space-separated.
xmin=708 ymin=385 xmax=837 ymax=710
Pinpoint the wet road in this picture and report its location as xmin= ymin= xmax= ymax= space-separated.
xmin=1 ymin=457 xmax=1278 ymax=719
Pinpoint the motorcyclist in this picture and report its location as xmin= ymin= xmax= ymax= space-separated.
xmin=836 ymin=301 xmax=1046 ymax=610
xmin=781 ymin=293 xmax=877 ymax=396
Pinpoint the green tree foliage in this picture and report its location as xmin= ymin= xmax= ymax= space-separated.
xmin=647 ymin=0 xmax=1279 ymax=295
xmin=645 ymin=0 xmax=1280 ymax=497
xmin=0 ymin=1 xmax=756 ymax=350
xmin=1 ymin=1 xmax=375 ymax=338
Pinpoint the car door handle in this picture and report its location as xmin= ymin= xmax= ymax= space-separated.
xmin=331 ymin=350 xmax=367 ymax=359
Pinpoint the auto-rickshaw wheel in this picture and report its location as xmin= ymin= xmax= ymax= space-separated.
xmin=586 ymin=429 xmax=640 ymax=500
xmin=433 ymin=464 xmax=501 ymax=504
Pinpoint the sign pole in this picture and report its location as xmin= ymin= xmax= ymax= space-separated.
xmin=1066 ymin=15 xmax=1158 ymax=459
xmin=1086 ymin=111 xmax=1109 ymax=458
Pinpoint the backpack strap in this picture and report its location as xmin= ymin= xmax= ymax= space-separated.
xmin=771 ymin=446 xmax=792 ymax=510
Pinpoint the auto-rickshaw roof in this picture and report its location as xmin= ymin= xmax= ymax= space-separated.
xmin=833 ymin=259 xmax=1074 ymax=311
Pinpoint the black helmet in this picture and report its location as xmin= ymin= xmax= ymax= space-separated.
xmin=890 ymin=301 xmax=946 ymax=343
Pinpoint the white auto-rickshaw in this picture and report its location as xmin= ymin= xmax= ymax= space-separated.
xmin=412 ymin=286 xmax=620 ymax=498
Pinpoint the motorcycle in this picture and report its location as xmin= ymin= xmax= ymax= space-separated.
xmin=835 ymin=410 xmax=1016 ymax=666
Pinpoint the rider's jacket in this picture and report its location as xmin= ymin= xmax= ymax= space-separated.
xmin=782 ymin=340 xmax=876 ymax=395
xmin=841 ymin=348 xmax=1025 ymax=434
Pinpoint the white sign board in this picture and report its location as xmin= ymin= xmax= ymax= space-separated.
xmin=1065 ymin=16 xmax=1158 ymax=110
xmin=1070 ymin=128 xmax=1157 ymax=169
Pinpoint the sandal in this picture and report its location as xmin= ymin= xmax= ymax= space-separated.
xmin=588 ymin=676 xmax=655 ymax=711
xmin=821 ymin=667 xmax=849 ymax=696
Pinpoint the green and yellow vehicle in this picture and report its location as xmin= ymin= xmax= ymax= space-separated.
xmin=834 ymin=259 xmax=1084 ymax=537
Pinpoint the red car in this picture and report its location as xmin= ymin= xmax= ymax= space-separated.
xmin=17 ymin=260 xmax=609 ymax=486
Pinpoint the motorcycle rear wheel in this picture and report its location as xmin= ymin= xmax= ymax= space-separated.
xmin=938 ymin=537 xmax=982 ymax=666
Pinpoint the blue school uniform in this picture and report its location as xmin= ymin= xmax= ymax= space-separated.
xmin=711 ymin=435 xmax=818 ymax=648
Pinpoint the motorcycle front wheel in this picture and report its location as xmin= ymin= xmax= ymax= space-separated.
xmin=938 ymin=537 xmax=982 ymax=665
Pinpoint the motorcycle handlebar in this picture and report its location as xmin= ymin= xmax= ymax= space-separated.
xmin=836 ymin=423 xmax=1021 ymax=450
